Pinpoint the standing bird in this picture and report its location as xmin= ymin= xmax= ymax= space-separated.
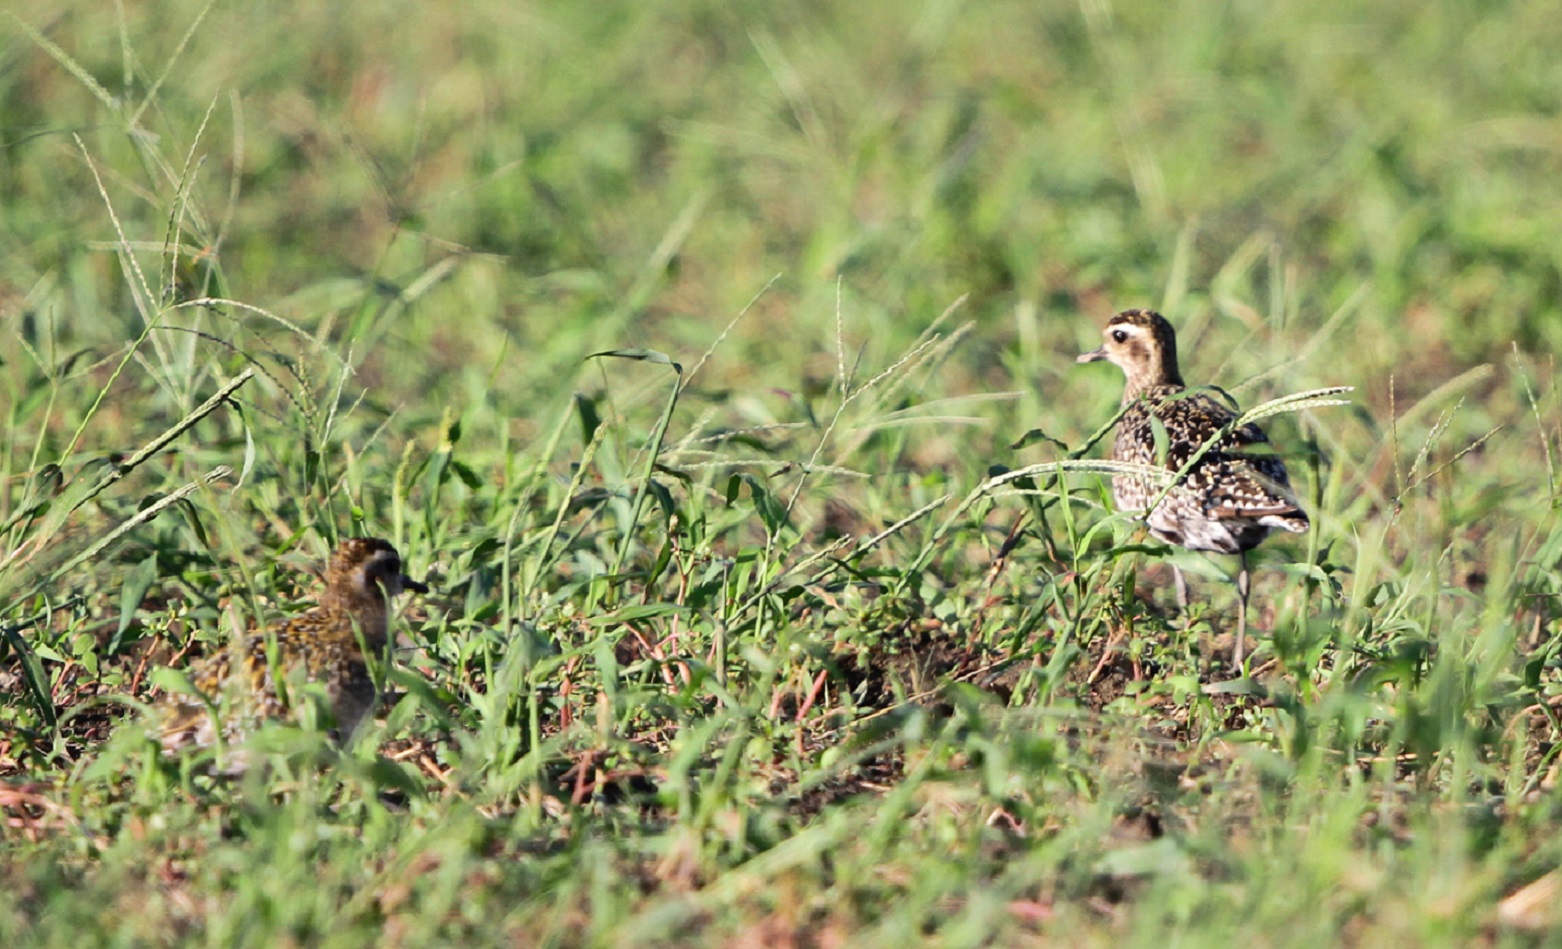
xmin=1077 ymin=309 xmax=1308 ymax=668
xmin=157 ymin=537 xmax=428 ymax=762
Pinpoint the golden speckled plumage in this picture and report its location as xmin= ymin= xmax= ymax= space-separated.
xmin=1078 ymin=309 xmax=1308 ymax=666
xmin=157 ymin=538 xmax=427 ymax=757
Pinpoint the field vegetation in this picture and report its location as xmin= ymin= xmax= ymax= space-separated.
xmin=2 ymin=0 xmax=1561 ymax=944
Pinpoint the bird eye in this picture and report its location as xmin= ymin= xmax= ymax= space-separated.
xmin=1111 ymin=329 xmax=1129 ymax=343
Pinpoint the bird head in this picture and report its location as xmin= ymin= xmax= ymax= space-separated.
xmin=329 ymin=538 xmax=429 ymax=602
xmin=1077 ymin=308 xmax=1185 ymax=391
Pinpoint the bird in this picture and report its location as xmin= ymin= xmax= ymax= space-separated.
xmin=156 ymin=537 xmax=428 ymax=762
xmin=1076 ymin=308 xmax=1308 ymax=668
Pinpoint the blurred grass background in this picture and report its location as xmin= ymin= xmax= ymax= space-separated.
xmin=2 ymin=0 xmax=1561 ymax=945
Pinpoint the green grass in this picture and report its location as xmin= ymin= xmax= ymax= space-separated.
xmin=3 ymin=0 xmax=1562 ymax=944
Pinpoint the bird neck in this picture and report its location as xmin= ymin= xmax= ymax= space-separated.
xmin=1112 ymin=326 xmax=1185 ymax=401
xmin=1121 ymin=366 xmax=1185 ymax=403
xmin=321 ymin=587 xmax=391 ymax=646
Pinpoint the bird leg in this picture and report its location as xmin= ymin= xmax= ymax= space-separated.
xmin=1234 ymin=549 xmax=1251 ymax=671
xmin=1173 ymin=564 xmax=1190 ymax=613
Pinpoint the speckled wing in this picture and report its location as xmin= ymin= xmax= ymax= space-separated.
xmin=156 ymin=615 xmax=321 ymax=753
xmin=1156 ymin=391 xmax=1307 ymax=526
xmin=156 ymin=646 xmax=240 ymax=753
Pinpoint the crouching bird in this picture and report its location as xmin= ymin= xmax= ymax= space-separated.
xmin=156 ymin=537 xmax=428 ymax=766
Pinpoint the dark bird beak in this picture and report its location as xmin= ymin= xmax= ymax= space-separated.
xmin=400 ymin=575 xmax=430 ymax=595
xmin=1077 ymin=347 xmax=1107 ymax=364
